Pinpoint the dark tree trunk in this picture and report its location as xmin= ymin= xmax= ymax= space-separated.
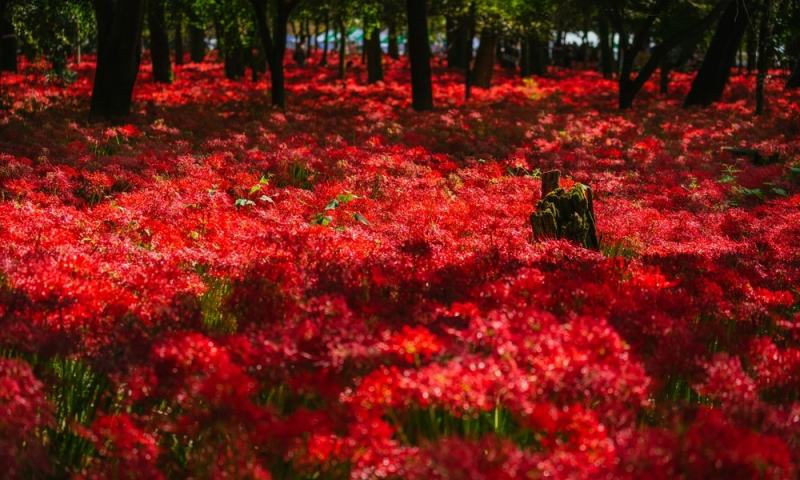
xmin=660 ymin=54 xmax=670 ymax=94
xmin=387 ymin=19 xmax=400 ymax=60
xmin=407 ymin=0 xmax=433 ymax=111
xmin=366 ymin=27 xmax=383 ymax=84
xmin=684 ymin=0 xmax=748 ymax=106
xmin=1 ymin=6 xmax=17 ymax=73
xmin=147 ymin=0 xmax=173 ymax=83
xmin=175 ymin=16 xmax=184 ymax=66
xmin=446 ymin=16 xmax=468 ymax=69
xmin=746 ymin=22 xmax=757 ymax=73
xmin=787 ymin=35 xmax=800 ymax=88
xmin=321 ymin=10 xmax=329 ymax=66
xmin=755 ymin=0 xmax=778 ymax=114
xmin=598 ymin=16 xmax=613 ymax=79
xmin=189 ymin=23 xmax=206 ymax=62
xmin=90 ymin=0 xmax=146 ymax=119
xmin=472 ymin=28 xmax=497 ymax=89
xmin=251 ymin=0 xmax=298 ymax=108
xmin=521 ymin=31 xmax=547 ymax=77
xmin=337 ymin=18 xmax=346 ymax=80
xmin=611 ymin=0 xmax=734 ymax=109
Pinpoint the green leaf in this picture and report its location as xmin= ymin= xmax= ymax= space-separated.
xmin=324 ymin=199 xmax=340 ymax=211
xmin=771 ymin=188 xmax=787 ymax=197
xmin=259 ymin=175 xmax=270 ymax=185
xmin=311 ymin=215 xmax=333 ymax=226
xmin=260 ymin=195 xmax=275 ymax=204
xmin=249 ymin=184 xmax=262 ymax=195
xmin=790 ymin=165 xmax=800 ymax=179
xmin=336 ymin=193 xmax=357 ymax=203
xmin=353 ymin=212 xmax=371 ymax=225
xmin=738 ymin=188 xmax=763 ymax=199
xmin=235 ymin=198 xmax=255 ymax=208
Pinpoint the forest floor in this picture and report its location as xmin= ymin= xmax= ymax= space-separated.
xmin=1 ymin=55 xmax=799 ymax=479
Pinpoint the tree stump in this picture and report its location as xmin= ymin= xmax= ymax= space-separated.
xmin=530 ymin=170 xmax=599 ymax=250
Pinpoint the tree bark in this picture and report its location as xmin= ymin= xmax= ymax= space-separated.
xmin=746 ymin=21 xmax=757 ymax=73
xmin=90 ymin=0 xmax=146 ymax=119
xmin=251 ymin=0 xmax=298 ymax=107
xmin=609 ymin=0 xmax=734 ymax=109
xmin=598 ymin=16 xmax=613 ymax=79
xmin=1 ymin=3 xmax=17 ymax=73
xmin=755 ymin=0 xmax=776 ymax=114
xmin=175 ymin=16 xmax=184 ymax=66
xmin=387 ymin=19 xmax=400 ymax=60
xmin=366 ymin=27 xmax=383 ymax=84
xmin=337 ymin=17 xmax=346 ymax=80
xmin=446 ymin=16 xmax=468 ymax=69
xmin=683 ymin=0 xmax=748 ymax=106
xmin=189 ymin=23 xmax=206 ymax=62
xmin=472 ymin=28 xmax=497 ymax=89
xmin=147 ymin=0 xmax=173 ymax=83
xmin=407 ymin=0 xmax=433 ymax=111
xmin=787 ymin=36 xmax=800 ymax=88
xmin=321 ymin=10 xmax=329 ymax=66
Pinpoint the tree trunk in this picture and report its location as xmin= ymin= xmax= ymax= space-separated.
xmin=1 ymin=11 xmax=16 ymax=73
xmin=251 ymin=0 xmax=296 ymax=108
xmin=321 ymin=10 xmax=329 ymax=66
xmin=787 ymin=35 xmax=800 ymax=88
xmin=175 ymin=16 xmax=184 ymax=66
xmin=366 ymin=27 xmax=383 ymax=84
xmin=338 ymin=18 xmax=346 ymax=80
xmin=684 ymin=0 xmax=748 ymax=106
xmin=746 ymin=21 xmax=757 ymax=73
xmin=612 ymin=0 xmax=735 ymax=109
xmin=599 ymin=16 xmax=613 ymax=79
xmin=446 ymin=16 xmax=468 ymax=69
xmin=472 ymin=28 xmax=497 ymax=89
xmin=90 ymin=0 xmax=146 ymax=119
xmin=407 ymin=0 xmax=433 ymax=111
xmin=387 ymin=19 xmax=400 ymax=60
xmin=660 ymin=54 xmax=670 ymax=94
xmin=755 ymin=0 xmax=776 ymax=114
xmin=189 ymin=23 xmax=206 ymax=62
xmin=147 ymin=0 xmax=173 ymax=83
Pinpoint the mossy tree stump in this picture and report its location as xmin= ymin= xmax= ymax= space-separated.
xmin=530 ymin=170 xmax=599 ymax=250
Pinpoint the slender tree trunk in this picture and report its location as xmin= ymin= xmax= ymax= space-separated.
xmin=407 ymin=0 xmax=433 ymax=110
xmin=787 ymin=35 xmax=800 ymax=88
xmin=755 ymin=0 xmax=778 ymax=114
xmin=387 ymin=19 xmax=400 ymax=60
xmin=684 ymin=0 xmax=748 ymax=106
xmin=251 ymin=0 xmax=296 ymax=107
xmin=338 ymin=18 xmax=346 ymax=80
xmin=1 ymin=0 xmax=17 ymax=73
xmin=464 ymin=0 xmax=476 ymax=100
xmin=147 ymin=0 xmax=173 ymax=83
xmin=599 ymin=16 xmax=613 ymax=79
xmin=660 ymin=54 xmax=670 ymax=94
xmin=746 ymin=22 xmax=757 ymax=73
xmin=189 ymin=23 xmax=206 ymax=62
xmin=175 ymin=15 xmax=184 ymax=66
xmin=90 ymin=0 xmax=146 ymax=118
xmin=613 ymin=0 xmax=734 ymax=109
xmin=321 ymin=10 xmax=329 ymax=66
xmin=446 ymin=16 xmax=468 ymax=69
xmin=473 ymin=28 xmax=497 ymax=89
xmin=366 ymin=26 xmax=383 ymax=83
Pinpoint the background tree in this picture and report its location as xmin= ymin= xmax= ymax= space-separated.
xmin=90 ymin=0 xmax=146 ymax=118
xmin=148 ymin=0 xmax=174 ymax=83
xmin=603 ymin=0 xmax=734 ymax=109
xmin=407 ymin=0 xmax=433 ymax=110
xmin=251 ymin=0 xmax=302 ymax=107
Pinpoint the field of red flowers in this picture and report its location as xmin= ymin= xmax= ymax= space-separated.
xmin=1 ymin=55 xmax=799 ymax=479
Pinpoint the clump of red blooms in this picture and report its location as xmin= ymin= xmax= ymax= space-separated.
xmin=1 ymin=52 xmax=799 ymax=479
